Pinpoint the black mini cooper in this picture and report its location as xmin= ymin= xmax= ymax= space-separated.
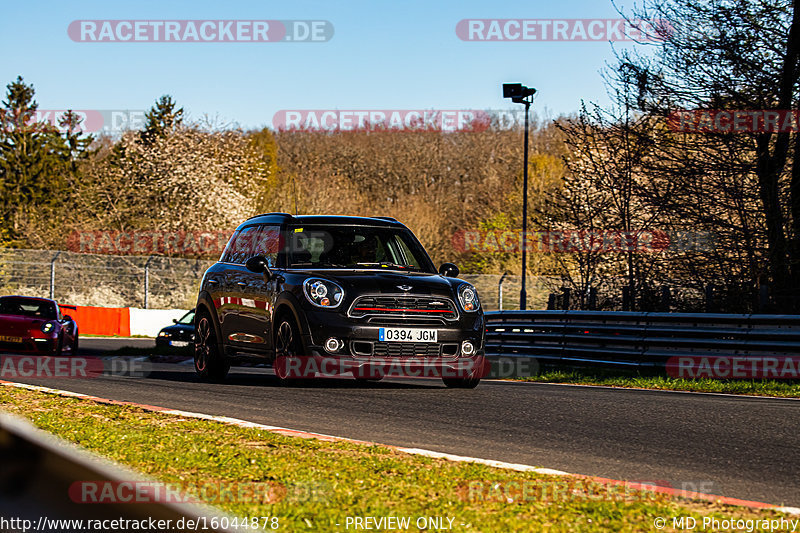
xmin=194 ymin=213 xmax=486 ymax=388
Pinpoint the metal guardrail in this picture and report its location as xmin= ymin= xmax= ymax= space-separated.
xmin=0 ymin=413 xmax=234 ymax=532
xmin=485 ymin=310 xmax=800 ymax=371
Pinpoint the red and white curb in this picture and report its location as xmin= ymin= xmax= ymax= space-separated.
xmin=2 ymin=379 xmax=798 ymax=515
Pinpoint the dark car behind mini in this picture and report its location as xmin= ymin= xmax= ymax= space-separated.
xmin=155 ymin=309 xmax=195 ymax=352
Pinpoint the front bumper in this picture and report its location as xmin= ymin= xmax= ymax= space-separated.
xmin=283 ymin=305 xmax=486 ymax=378
xmin=297 ymin=306 xmax=485 ymax=359
xmin=0 ymin=336 xmax=56 ymax=355
xmin=155 ymin=336 xmax=194 ymax=350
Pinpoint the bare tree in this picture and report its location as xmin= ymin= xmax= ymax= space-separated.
xmin=614 ymin=0 xmax=800 ymax=311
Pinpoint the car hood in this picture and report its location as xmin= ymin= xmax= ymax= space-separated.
xmin=0 ymin=314 xmax=47 ymax=335
xmin=299 ymin=270 xmax=462 ymax=298
xmin=160 ymin=324 xmax=194 ymax=335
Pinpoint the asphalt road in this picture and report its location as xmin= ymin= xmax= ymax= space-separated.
xmin=4 ymin=337 xmax=800 ymax=507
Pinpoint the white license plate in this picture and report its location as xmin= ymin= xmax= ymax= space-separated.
xmin=170 ymin=340 xmax=190 ymax=347
xmin=379 ymin=328 xmax=437 ymax=343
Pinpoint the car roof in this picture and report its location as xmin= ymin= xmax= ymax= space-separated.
xmin=237 ymin=213 xmax=404 ymax=230
xmin=0 ymin=295 xmax=57 ymax=304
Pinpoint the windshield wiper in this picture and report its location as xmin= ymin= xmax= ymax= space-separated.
xmin=289 ymin=262 xmax=348 ymax=268
xmin=354 ymin=262 xmax=418 ymax=271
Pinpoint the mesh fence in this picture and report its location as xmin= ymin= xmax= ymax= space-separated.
xmin=0 ymin=249 xmax=214 ymax=309
xmin=461 ymin=274 xmax=559 ymax=311
xmin=0 ymin=249 xmax=705 ymax=311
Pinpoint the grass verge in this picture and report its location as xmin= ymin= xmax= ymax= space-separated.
xmin=518 ymin=370 xmax=800 ymax=398
xmin=0 ymin=385 xmax=794 ymax=532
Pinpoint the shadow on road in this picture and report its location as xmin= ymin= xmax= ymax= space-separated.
xmin=142 ymin=366 xmax=442 ymax=390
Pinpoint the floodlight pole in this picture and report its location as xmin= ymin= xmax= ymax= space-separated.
xmin=502 ymin=83 xmax=536 ymax=310
xmin=520 ymin=98 xmax=530 ymax=310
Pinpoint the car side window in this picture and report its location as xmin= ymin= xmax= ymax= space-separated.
xmin=252 ymin=224 xmax=281 ymax=268
xmin=226 ymin=226 xmax=260 ymax=265
xmin=221 ymin=224 xmax=281 ymax=265
xmin=220 ymin=230 xmax=240 ymax=263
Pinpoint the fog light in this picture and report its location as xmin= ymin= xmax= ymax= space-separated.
xmin=325 ymin=337 xmax=341 ymax=353
xmin=461 ymin=340 xmax=475 ymax=356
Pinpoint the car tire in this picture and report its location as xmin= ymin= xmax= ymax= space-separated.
xmin=442 ymin=361 xmax=483 ymax=389
xmin=273 ymin=316 xmax=306 ymax=385
xmin=354 ymin=377 xmax=383 ymax=385
xmin=194 ymin=310 xmax=229 ymax=381
xmin=353 ymin=366 xmax=384 ymax=383
xmin=443 ymin=356 xmax=486 ymax=389
xmin=71 ymin=334 xmax=79 ymax=355
xmin=442 ymin=376 xmax=481 ymax=389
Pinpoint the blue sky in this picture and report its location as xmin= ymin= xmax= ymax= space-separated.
xmin=1 ymin=0 xmax=650 ymax=130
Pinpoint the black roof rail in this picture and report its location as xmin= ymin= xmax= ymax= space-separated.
xmin=245 ymin=212 xmax=294 ymax=221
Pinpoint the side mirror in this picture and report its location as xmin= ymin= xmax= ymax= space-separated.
xmin=245 ymin=255 xmax=273 ymax=278
xmin=62 ymin=315 xmax=73 ymax=322
xmin=438 ymin=262 xmax=460 ymax=278
xmin=172 ymin=319 xmax=178 ymax=323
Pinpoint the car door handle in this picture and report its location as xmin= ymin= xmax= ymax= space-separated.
xmin=207 ymin=279 xmax=218 ymax=285
xmin=237 ymin=282 xmax=247 ymax=287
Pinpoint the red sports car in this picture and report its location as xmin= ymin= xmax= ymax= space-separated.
xmin=0 ymin=296 xmax=79 ymax=355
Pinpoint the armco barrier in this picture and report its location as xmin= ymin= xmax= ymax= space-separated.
xmin=485 ymin=310 xmax=800 ymax=372
xmin=0 ymin=413 xmax=233 ymax=531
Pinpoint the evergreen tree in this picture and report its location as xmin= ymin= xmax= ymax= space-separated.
xmin=0 ymin=76 xmax=86 ymax=243
xmin=141 ymin=95 xmax=184 ymax=144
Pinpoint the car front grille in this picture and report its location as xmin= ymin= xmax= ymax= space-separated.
xmin=366 ymin=317 xmax=444 ymax=326
xmin=350 ymin=341 xmax=460 ymax=358
xmin=372 ymin=342 xmax=442 ymax=357
xmin=348 ymin=296 xmax=458 ymax=322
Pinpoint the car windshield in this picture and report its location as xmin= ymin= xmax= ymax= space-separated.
xmin=287 ymin=225 xmax=434 ymax=272
xmin=0 ymin=297 xmax=57 ymax=319
xmin=177 ymin=310 xmax=195 ymax=325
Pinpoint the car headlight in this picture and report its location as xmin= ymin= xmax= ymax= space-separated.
xmin=158 ymin=331 xmax=168 ymax=337
xmin=457 ymin=283 xmax=480 ymax=312
xmin=303 ymin=278 xmax=345 ymax=308
xmin=41 ymin=322 xmax=55 ymax=334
